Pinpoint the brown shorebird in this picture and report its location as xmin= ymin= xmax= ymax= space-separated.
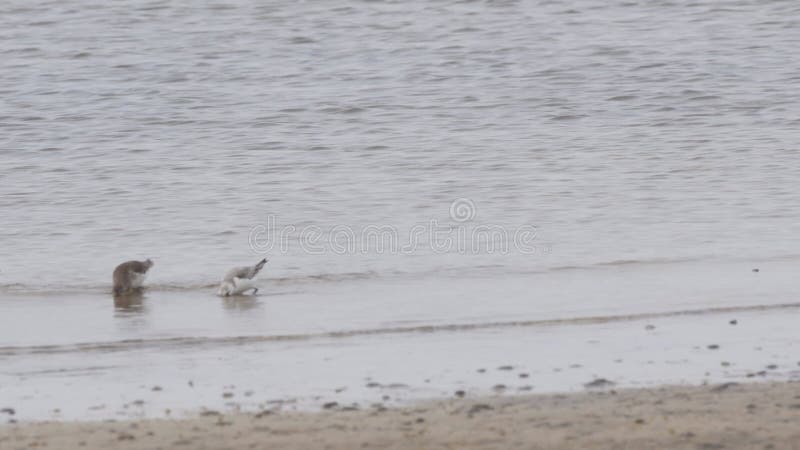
xmin=112 ymin=259 xmax=154 ymax=295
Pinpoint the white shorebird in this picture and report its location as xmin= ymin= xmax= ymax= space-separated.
xmin=217 ymin=258 xmax=268 ymax=296
xmin=112 ymin=259 xmax=154 ymax=295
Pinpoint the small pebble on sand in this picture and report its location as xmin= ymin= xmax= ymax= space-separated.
xmin=467 ymin=404 xmax=493 ymax=416
xmin=707 ymin=344 xmax=720 ymax=350
xmin=455 ymin=390 xmax=466 ymax=398
xmin=584 ymin=378 xmax=616 ymax=389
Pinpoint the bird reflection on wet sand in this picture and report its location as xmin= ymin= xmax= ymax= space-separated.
xmin=113 ymin=290 xmax=146 ymax=314
xmin=221 ymin=294 xmax=261 ymax=312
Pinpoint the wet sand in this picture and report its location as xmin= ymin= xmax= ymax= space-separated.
xmin=2 ymin=381 xmax=799 ymax=450
xmin=2 ymin=299 xmax=800 ymax=422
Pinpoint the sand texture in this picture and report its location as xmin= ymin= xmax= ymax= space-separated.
xmin=2 ymin=381 xmax=799 ymax=450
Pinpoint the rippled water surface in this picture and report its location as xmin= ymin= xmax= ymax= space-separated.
xmin=1 ymin=0 xmax=800 ymax=419
xmin=3 ymin=0 xmax=800 ymax=290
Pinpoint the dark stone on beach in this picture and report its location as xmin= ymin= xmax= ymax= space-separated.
xmin=498 ymin=365 xmax=514 ymax=371
xmin=519 ymin=373 xmax=529 ymax=378
xmin=707 ymin=344 xmax=720 ymax=350
xmin=455 ymin=390 xmax=466 ymax=398
xmin=635 ymin=418 xmax=645 ymax=424
xmin=467 ymin=404 xmax=493 ymax=416
xmin=215 ymin=417 xmax=233 ymax=426
xmin=584 ymin=378 xmax=616 ymax=389
xmin=752 ymin=268 xmax=759 ymax=272
xmin=492 ymin=384 xmax=507 ymax=392
xmin=117 ymin=433 xmax=135 ymax=441
xmin=415 ymin=417 xmax=425 ymax=423
xmin=199 ymin=410 xmax=221 ymax=416
xmin=729 ymin=319 xmax=737 ymax=325
xmin=222 ymin=392 xmax=233 ymax=398
xmin=382 ymin=395 xmax=390 ymax=401
xmin=518 ymin=385 xmax=533 ymax=391
xmin=187 ymin=380 xmax=194 ymax=387
xmin=365 ymin=382 xmax=381 ymax=388
xmin=151 ymin=386 xmax=162 ymax=392
xmin=477 ymin=368 xmax=486 ymax=373
xmin=711 ymin=382 xmax=738 ymax=392
xmin=757 ymin=370 xmax=767 ymax=376
xmin=766 ymin=364 xmax=778 ymax=370
xmin=645 ymin=324 xmax=655 ymax=330
xmin=386 ymin=383 xmax=409 ymax=389
xmin=721 ymin=361 xmax=731 ymax=367
xmin=0 ymin=408 xmax=14 ymax=415
xmin=323 ymin=402 xmax=338 ymax=410
xmin=254 ymin=410 xmax=272 ymax=418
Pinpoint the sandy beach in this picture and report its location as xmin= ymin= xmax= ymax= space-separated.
xmin=3 ymin=381 xmax=799 ymax=450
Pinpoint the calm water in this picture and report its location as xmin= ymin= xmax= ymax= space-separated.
xmin=3 ymin=0 xmax=800 ymax=290
xmin=1 ymin=0 xmax=800 ymax=419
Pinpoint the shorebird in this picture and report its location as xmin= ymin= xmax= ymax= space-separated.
xmin=112 ymin=259 xmax=154 ymax=295
xmin=217 ymin=258 xmax=268 ymax=296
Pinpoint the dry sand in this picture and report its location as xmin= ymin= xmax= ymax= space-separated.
xmin=2 ymin=381 xmax=799 ymax=450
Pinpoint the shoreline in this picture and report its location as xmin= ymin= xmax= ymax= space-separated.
xmin=2 ymin=304 xmax=799 ymax=422
xmin=3 ymin=381 xmax=799 ymax=449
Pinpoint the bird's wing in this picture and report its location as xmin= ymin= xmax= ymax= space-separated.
xmin=223 ymin=266 xmax=254 ymax=281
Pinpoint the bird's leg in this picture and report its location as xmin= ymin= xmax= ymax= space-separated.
xmin=251 ymin=287 xmax=259 ymax=295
